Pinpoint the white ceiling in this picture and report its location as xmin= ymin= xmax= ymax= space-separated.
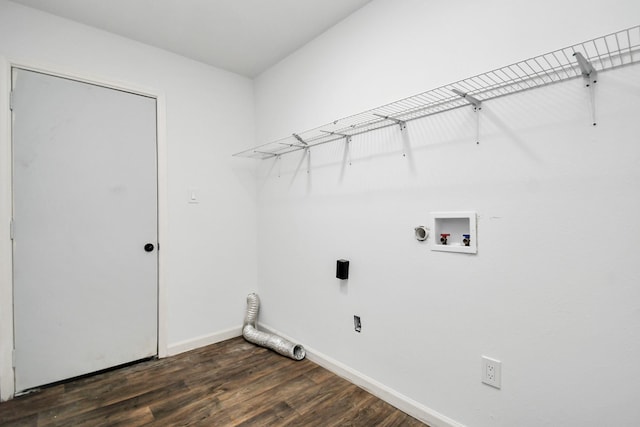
xmin=9 ymin=0 xmax=372 ymax=77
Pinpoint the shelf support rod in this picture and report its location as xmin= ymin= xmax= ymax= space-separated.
xmin=573 ymin=52 xmax=598 ymax=86
xmin=373 ymin=113 xmax=407 ymax=131
xmin=277 ymin=142 xmax=307 ymax=149
xmin=320 ymin=130 xmax=352 ymax=143
xmin=292 ymin=133 xmax=308 ymax=146
xmin=573 ymin=52 xmax=598 ymax=126
xmin=451 ymin=88 xmax=482 ymax=109
xmin=253 ymin=150 xmax=277 ymax=158
xmin=452 ymin=88 xmax=482 ymax=144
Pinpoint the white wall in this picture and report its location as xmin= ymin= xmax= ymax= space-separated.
xmin=253 ymin=1 xmax=640 ymax=426
xmin=0 ymin=0 xmax=257 ymax=399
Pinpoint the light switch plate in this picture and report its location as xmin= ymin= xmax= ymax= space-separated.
xmin=188 ymin=188 xmax=199 ymax=204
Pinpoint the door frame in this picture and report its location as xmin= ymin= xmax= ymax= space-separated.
xmin=0 ymin=57 xmax=169 ymax=400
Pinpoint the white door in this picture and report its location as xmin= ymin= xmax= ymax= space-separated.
xmin=12 ymin=68 xmax=158 ymax=392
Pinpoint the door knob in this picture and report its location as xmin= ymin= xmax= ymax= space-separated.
xmin=144 ymin=243 xmax=155 ymax=252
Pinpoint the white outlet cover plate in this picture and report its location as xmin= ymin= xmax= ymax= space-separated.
xmin=481 ymin=356 xmax=502 ymax=389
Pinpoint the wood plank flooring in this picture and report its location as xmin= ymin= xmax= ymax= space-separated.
xmin=0 ymin=337 xmax=427 ymax=426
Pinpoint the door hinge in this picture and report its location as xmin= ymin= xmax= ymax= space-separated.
xmin=9 ymin=90 xmax=14 ymax=111
xmin=10 ymin=219 xmax=14 ymax=240
xmin=12 ymin=349 xmax=16 ymax=368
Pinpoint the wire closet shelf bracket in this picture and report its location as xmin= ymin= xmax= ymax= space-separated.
xmin=233 ymin=25 xmax=640 ymax=160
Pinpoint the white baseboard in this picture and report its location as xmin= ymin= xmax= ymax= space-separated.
xmin=166 ymin=326 xmax=242 ymax=356
xmin=260 ymin=324 xmax=466 ymax=427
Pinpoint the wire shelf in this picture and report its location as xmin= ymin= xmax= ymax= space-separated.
xmin=234 ymin=25 xmax=640 ymax=159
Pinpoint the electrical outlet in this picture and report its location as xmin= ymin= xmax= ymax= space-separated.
xmin=353 ymin=315 xmax=361 ymax=333
xmin=481 ymin=356 xmax=501 ymax=389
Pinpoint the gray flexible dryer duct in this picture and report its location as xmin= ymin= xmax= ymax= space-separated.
xmin=242 ymin=293 xmax=306 ymax=361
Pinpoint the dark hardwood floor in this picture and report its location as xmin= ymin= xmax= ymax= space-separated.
xmin=0 ymin=337 xmax=427 ymax=426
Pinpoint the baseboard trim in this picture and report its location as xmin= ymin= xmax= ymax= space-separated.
xmin=166 ymin=326 xmax=242 ymax=356
xmin=260 ymin=324 xmax=466 ymax=427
